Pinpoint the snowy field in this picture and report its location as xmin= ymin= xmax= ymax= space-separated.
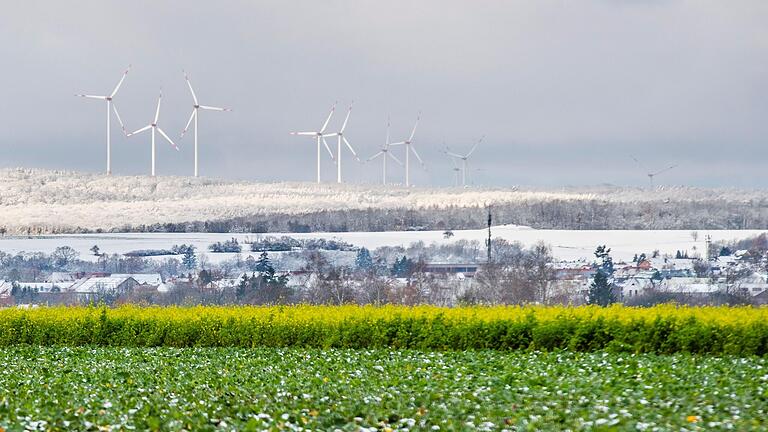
xmin=0 ymin=168 xmax=593 ymax=233
xmin=0 ymin=226 xmax=763 ymax=263
xmin=4 ymin=168 xmax=768 ymax=234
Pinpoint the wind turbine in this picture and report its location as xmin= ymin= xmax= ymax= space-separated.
xmin=449 ymin=155 xmax=461 ymax=187
xmin=290 ymin=103 xmax=337 ymax=183
xmin=445 ymin=135 xmax=484 ymax=187
xmin=390 ymin=113 xmax=425 ymax=187
xmin=470 ymin=168 xmax=487 ymax=187
xmin=631 ymin=156 xmax=677 ymax=190
xmin=324 ymin=102 xmax=360 ymax=183
xmin=75 ymin=65 xmax=131 ymax=175
xmin=127 ymin=90 xmax=179 ymax=177
xmin=180 ymin=71 xmax=231 ymax=178
xmin=367 ymin=118 xmax=403 ymax=185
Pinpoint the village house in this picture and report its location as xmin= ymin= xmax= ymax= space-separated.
xmin=69 ymin=276 xmax=139 ymax=302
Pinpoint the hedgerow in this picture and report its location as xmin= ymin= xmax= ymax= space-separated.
xmin=0 ymin=305 xmax=766 ymax=355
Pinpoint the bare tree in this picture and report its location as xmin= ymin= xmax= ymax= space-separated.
xmin=468 ymin=241 xmax=555 ymax=305
xmin=301 ymin=251 xmax=354 ymax=304
xmin=357 ymin=273 xmax=393 ymax=305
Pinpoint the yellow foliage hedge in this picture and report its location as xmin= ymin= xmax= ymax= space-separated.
xmin=0 ymin=305 xmax=765 ymax=354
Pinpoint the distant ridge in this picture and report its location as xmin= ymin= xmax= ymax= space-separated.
xmin=1 ymin=167 xmax=767 ymax=234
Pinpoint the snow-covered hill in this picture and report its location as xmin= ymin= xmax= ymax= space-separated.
xmin=1 ymin=167 xmax=768 ymax=233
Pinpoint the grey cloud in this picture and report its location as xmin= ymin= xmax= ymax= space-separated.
xmin=0 ymin=0 xmax=766 ymax=187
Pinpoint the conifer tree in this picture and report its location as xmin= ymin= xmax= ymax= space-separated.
xmin=588 ymin=245 xmax=616 ymax=306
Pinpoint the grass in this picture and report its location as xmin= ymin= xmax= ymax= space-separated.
xmin=0 ymin=347 xmax=765 ymax=431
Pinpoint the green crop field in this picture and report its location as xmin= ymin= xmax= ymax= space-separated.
xmin=0 ymin=347 xmax=765 ymax=431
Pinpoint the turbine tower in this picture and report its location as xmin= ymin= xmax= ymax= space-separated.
xmin=390 ymin=113 xmax=425 ymax=187
xmin=367 ymin=118 xmax=403 ymax=185
xmin=325 ymin=102 xmax=360 ymax=183
xmin=631 ymin=156 xmax=677 ymax=190
xmin=76 ymin=65 xmax=131 ymax=175
xmin=290 ymin=103 xmax=337 ymax=183
xmin=127 ymin=90 xmax=179 ymax=177
xmin=180 ymin=71 xmax=231 ymax=177
xmin=445 ymin=135 xmax=484 ymax=187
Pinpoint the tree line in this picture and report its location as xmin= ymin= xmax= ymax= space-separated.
xmin=6 ymin=194 xmax=768 ymax=235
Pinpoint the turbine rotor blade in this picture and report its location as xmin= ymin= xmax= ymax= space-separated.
xmin=154 ymin=91 xmax=163 ymax=124
xmin=445 ymin=151 xmax=464 ymax=158
xmin=411 ymin=145 xmax=425 ymax=166
xmin=389 ymin=141 xmax=406 ymax=146
xmin=320 ymin=102 xmax=336 ymax=133
xmin=322 ymin=136 xmax=335 ymax=160
xmin=127 ymin=125 xmax=152 ymax=136
xmin=109 ymin=64 xmax=131 ymax=98
xmin=449 ymin=156 xmax=459 ymax=168
xmin=630 ymin=155 xmax=648 ymax=172
xmin=367 ymin=151 xmax=384 ymax=162
xmin=111 ymin=103 xmax=127 ymax=134
xmin=181 ymin=109 xmax=197 ymax=137
xmin=652 ymin=164 xmax=678 ymax=176
xmin=157 ymin=127 xmax=179 ymax=150
xmin=200 ymin=105 xmax=231 ymax=112
xmin=408 ymin=113 xmax=420 ymax=142
xmin=76 ymin=94 xmax=107 ymax=100
xmin=340 ymin=103 xmax=353 ymax=132
xmin=343 ymin=136 xmax=360 ymax=161
xmin=291 ymin=131 xmax=318 ymax=136
xmin=183 ymin=70 xmax=198 ymax=105
xmin=388 ymin=152 xmax=403 ymax=166
xmin=466 ymin=135 xmax=484 ymax=158
xmin=385 ymin=117 xmax=390 ymax=147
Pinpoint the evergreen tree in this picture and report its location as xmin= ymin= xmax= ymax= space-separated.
xmin=391 ymin=256 xmax=413 ymax=278
xmin=588 ymin=245 xmax=616 ymax=306
xmin=236 ymin=273 xmax=250 ymax=299
xmin=198 ymin=269 xmax=213 ymax=287
xmin=181 ymin=245 xmax=197 ymax=270
xmin=355 ymin=248 xmax=374 ymax=272
xmin=594 ymin=245 xmax=614 ymax=275
xmin=651 ymin=270 xmax=663 ymax=281
xmin=390 ymin=257 xmax=400 ymax=276
xmin=588 ymin=270 xmax=615 ymax=306
xmin=255 ymin=251 xmax=275 ymax=278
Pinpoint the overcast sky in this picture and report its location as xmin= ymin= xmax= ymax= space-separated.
xmin=0 ymin=1 xmax=766 ymax=188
